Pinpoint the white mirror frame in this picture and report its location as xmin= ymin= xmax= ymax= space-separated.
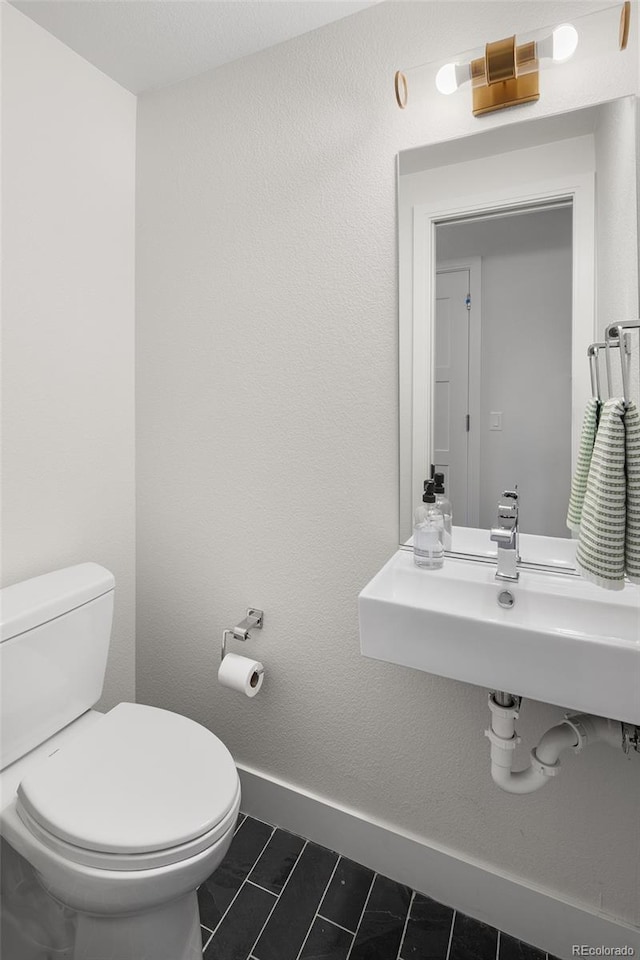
xmin=399 ymin=173 xmax=595 ymax=547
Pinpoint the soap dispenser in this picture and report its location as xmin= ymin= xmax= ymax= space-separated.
xmin=433 ymin=472 xmax=453 ymax=550
xmin=414 ymin=481 xmax=444 ymax=569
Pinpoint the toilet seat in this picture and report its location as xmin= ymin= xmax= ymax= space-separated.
xmin=15 ymin=702 xmax=240 ymax=871
xmin=15 ymin=791 xmax=240 ymax=870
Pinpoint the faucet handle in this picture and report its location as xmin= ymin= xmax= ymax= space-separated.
xmin=502 ymin=489 xmax=518 ymax=501
xmin=490 ymin=526 xmax=516 ymax=544
xmin=497 ymin=502 xmax=517 ymax=521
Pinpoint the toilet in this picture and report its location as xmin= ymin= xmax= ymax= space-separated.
xmin=0 ymin=563 xmax=240 ymax=960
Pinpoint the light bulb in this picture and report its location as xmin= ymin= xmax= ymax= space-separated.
xmin=552 ymin=23 xmax=578 ymax=62
xmin=435 ymin=63 xmax=460 ymax=95
xmin=435 ymin=62 xmax=471 ymax=95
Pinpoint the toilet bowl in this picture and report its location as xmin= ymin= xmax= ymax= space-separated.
xmin=1 ymin=704 xmax=240 ymax=960
xmin=0 ymin=565 xmax=240 ymax=960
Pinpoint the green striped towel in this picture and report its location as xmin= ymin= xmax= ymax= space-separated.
xmin=625 ymin=401 xmax=640 ymax=583
xmin=576 ymin=398 xmax=626 ymax=590
xmin=566 ymin=397 xmax=600 ymax=533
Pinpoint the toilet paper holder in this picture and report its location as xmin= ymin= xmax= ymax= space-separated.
xmin=221 ymin=608 xmax=264 ymax=662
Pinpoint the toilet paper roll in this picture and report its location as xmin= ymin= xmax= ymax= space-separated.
xmin=218 ymin=653 xmax=264 ymax=697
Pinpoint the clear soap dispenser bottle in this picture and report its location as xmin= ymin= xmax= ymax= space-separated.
xmin=413 ymin=480 xmax=444 ymax=569
xmin=433 ymin=472 xmax=453 ymax=551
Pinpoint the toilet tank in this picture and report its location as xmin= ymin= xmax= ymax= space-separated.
xmin=0 ymin=564 xmax=115 ymax=770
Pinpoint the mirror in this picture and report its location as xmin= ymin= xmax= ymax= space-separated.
xmin=398 ymin=96 xmax=639 ymax=562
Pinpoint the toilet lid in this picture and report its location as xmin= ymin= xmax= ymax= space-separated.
xmin=16 ymin=703 xmax=239 ymax=855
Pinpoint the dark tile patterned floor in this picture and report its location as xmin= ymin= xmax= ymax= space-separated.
xmin=197 ymin=814 xmax=551 ymax=960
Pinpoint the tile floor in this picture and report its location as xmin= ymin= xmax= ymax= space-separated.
xmin=197 ymin=814 xmax=557 ymax=960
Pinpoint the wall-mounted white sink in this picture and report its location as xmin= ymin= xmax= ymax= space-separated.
xmin=359 ymin=548 xmax=640 ymax=724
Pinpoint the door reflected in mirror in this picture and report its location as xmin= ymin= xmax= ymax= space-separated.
xmin=434 ymin=204 xmax=572 ymax=538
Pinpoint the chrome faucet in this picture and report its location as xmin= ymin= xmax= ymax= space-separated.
xmin=490 ymin=489 xmax=520 ymax=581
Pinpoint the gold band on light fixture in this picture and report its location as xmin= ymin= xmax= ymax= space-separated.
xmin=471 ymin=35 xmax=539 ymax=117
xmin=394 ymin=70 xmax=408 ymax=109
xmin=619 ymin=0 xmax=631 ymax=49
xmin=485 ymin=35 xmax=517 ymax=84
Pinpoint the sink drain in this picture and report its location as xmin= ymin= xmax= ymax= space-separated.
xmin=497 ymin=589 xmax=515 ymax=609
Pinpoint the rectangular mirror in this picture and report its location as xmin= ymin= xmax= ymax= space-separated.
xmin=398 ymin=96 xmax=639 ymax=566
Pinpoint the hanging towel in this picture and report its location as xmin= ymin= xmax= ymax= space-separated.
xmin=566 ymin=397 xmax=600 ymax=533
xmin=576 ymin=398 xmax=626 ymax=589
xmin=624 ymin=401 xmax=640 ymax=583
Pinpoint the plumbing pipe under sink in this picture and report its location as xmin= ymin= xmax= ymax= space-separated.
xmin=486 ymin=693 xmax=624 ymax=794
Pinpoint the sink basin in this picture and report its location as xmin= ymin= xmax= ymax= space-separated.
xmin=359 ymin=548 xmax=640 ymax=724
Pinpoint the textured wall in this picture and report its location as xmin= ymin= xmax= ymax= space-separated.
xmin=594 ymin=96 xmax=640 ymax=405
xmin=1 ymin=3 xmax=137 ymax=709
xmin=136 ymin=1 xmax=640 ymax=925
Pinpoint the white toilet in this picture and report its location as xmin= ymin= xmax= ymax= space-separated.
xmin=0 ymin=563 xmax=240 ymax=960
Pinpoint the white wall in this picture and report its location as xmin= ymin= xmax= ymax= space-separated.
xmin=594 ymin=97 xmax=640 ymax=405
xmin=437 ymin=208 xmax=573 ymax=536
xmin=594 ymin=96 xmax=639 ymax=332
xmin=1 ymin=3 xmax=137 ymax=709
xmin=136 ymin=0 xmax=640 ymax=929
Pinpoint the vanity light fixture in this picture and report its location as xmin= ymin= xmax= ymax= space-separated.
xmin=395 ymin=1 xmax=630 ymax=116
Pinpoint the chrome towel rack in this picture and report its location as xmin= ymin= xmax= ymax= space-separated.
xmin=605 ymin=319 xmax=640 ymax=405
xmin=587 ymin=339 xmax=624 ymax=401
xmin=587 ymin=342 xmax=608 ymax=401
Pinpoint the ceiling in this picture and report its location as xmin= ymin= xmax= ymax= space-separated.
xmin=10 ymin=0 xmax=379 ymax=94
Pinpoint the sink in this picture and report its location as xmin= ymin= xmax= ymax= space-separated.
xmin=358 ymin=548 xmax=640 ymax=724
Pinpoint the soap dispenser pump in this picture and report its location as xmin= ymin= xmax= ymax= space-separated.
xmin=414 ymin=481 xmax=444 ymax=569
xmin=433 ymin=472 xmax=453 ymax=550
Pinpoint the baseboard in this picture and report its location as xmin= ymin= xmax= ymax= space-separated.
xmin=237 ymin=764 xmax=640 ymax=959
